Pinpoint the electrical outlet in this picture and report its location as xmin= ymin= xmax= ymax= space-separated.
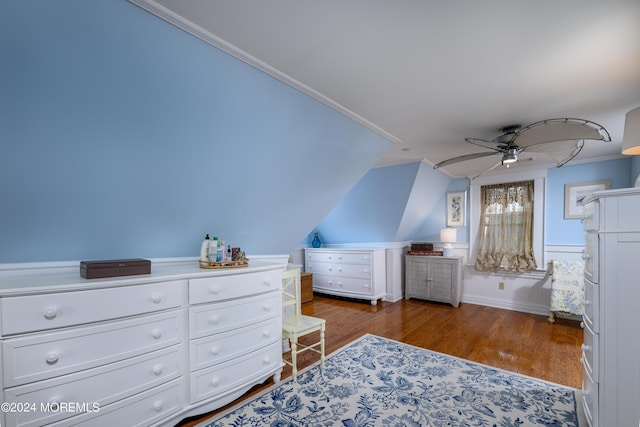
xmin=498 ymin=282 xmax=505 ymax=290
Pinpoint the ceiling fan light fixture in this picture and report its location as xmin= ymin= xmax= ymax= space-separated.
xmin=501 ymin=148 xmax=518 ymax=165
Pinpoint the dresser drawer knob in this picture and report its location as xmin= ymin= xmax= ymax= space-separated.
xmin=48 ymin=398 xmax=60 ymax=406
xmin=263 ymin=278 xmax=272 ymax=287
xmin=152 ymin=365 xmax=163 ymax=376
xmin=211 ymin=377 xmax=220 ymax=387
xmin=151 ymin=328 xmax=163 ymax=339
xmin=263 ymin=330 xmax=271 ymax=338
xmin=210 ymin=286 xmax=220 ymax=295
xmin=210 ymin=315 xmax=220 ymax=325
xmin=151 ymin=293 xmax=163 ymax=304
xmin=44 ymin=307 xmax=58 ymax=320
xmin=46 ymin=352 xmax=59 ymax=364
xmin=153 ymin=401 xmax=163 ymax=412
xmin=210 ymin=346 xmax=220 ymax=356
xmin=263 ymin=303 xmax=271 ymax=312
xmin=263 ymin=356 xmax=271 ymax=364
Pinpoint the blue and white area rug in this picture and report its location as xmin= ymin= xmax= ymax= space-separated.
xmin=200 ymin=334 xmax=584 ymax=426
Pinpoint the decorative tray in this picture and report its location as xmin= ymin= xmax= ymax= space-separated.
xmin=199 ymin=259 xmax=249 ymax=269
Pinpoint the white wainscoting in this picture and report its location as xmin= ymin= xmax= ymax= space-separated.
xmin=461 ymin=244 xmax=584 ymax=316
xmin=293 ymin=243 xmax=584 ymax=316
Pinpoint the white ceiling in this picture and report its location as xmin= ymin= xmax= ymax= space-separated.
xmin=133 ymin=0 xmax=640 ymax=179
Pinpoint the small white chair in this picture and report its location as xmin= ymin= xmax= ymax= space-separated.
xmin=281 ymin=269 xmax=325 ymax=381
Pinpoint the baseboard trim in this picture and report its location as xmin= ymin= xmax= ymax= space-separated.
xmin=462 ymin=295 xmax=551 ymax=317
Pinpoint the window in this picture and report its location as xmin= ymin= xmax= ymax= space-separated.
xmin=475 ymin=180 xmax=537 ymax=272
xmin=469 ymin=170 xmax=545 ymax=273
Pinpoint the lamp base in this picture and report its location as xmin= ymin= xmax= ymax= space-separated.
xmin=443 ymin=246 xmax=454 ymax=257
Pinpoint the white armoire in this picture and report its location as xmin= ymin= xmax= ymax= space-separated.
xmin=581 ymin=187 xmax=640 ymax=427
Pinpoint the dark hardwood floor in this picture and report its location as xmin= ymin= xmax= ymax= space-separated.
xmin=177 ymin=294 xmax=583 ymax=426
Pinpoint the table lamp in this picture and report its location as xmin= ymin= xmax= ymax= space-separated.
xmin=440 ymin=228 xmax=456 ymax=257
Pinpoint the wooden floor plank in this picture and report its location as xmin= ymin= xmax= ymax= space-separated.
xmin=176 ymin=294 xmax=583 ymax=426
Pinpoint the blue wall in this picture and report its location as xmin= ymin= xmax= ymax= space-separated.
xmin=312 ymin=162 xmax=421 ymax=244
xmin=0 ymin=1 xmax=392 ymax=263
xmin=311 ymin=162 xmax=468 ymax=244
xmin=546 ymin=157 xmax=632 ymax=244
xmin=313 ymin=158 xmax=632 ymax=247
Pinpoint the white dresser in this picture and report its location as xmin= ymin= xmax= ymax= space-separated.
xmin=581 ymin=187 xmax=640 ymax=427
xmin=0 ymin=260 xmax=283 ymax=427
xmin=304 ymin=248 xmax=386 ymax=305
xmin=404 ymin=256 xmax=463 ymax=307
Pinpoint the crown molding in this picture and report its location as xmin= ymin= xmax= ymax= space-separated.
xmin=128 ymin=0 xmax=400 ymax=145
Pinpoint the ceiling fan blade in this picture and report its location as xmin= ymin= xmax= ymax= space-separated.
xmin=514 ymin=118 xmax=611 ymax=148
xmin=464 ymin=138 xmax=506 ymax=151
xmin=470 ymin=161 xmax=502 ymax=179
xmin=523 ymin=139 xmax=585 ymax=167
xmin=434 ymin=151 xmax=499 ymax=169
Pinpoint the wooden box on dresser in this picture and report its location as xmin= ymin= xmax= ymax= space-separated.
xmin=581 ymin=187 xmax=640 ymax=427
xmin=304 ymin=248 xmax=386 ymax=305
xmin=404 ymin=255 xmax=463 ymax=307
xmin=0 ymin=260 xmax=284 ymax=427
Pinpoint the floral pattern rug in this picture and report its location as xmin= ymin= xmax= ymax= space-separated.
xmin=201 ymin=334 xmax=584 ymax=426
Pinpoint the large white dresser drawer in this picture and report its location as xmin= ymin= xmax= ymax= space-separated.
xmin=189 ymin=270 xmax=281 ymax=304
xmin=582 ymin=278 xmax=599 ymax=333
xmin=190 ymin=317 xmax=281 ymax=371
xmin=190 ymin=342 xmax=281 ymax=404
xmin=582 ymin=366 xmax=598 ymax=427
xmin=306 ymin=261 xmax=372 ymax=279
xmin=1 ymin=280 xmax=186 ymax=335
xmin=582 ymin=199 xmax=599 ymax=232
xmin=581 ymin=322 xmax=599 ymax=383
xmin=583 ymin=233 xmax=599 ymax=284
xmin=306 ymin=251 xmax=372 ymax=265
xmin=5 ymin=346 xmax=183 ymax=427
xmin=189 ymin=292 xmax=280 ymax=339
xmin=48 ymin=378 xmax=184 ymax=427
xmin=312 ymin=274 xmax=372 ymax=296
xmin=3 ymin=309 xmax=184 ymax=387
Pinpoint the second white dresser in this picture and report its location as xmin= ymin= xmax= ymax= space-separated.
xmin=304 ymin=248 xmax=386 ymax=305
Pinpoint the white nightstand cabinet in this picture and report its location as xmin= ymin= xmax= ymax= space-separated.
xmin=405 ymin=256 xmax=462 ymax=307
xmin=304 ymin=249 xmax=386 ymax=305
xmin=0 ymin=261 xmax=284 ymax=427
xmin=581 ymin=188 xmax=640 ymax=427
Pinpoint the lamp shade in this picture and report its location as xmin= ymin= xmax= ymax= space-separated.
xmin=622 ymin=106 xmax=640 ymax=155
xmin=440 ymin=228 xmax=457 ymax=243
xmin=440 ymin=228 xmax=456 ymax=257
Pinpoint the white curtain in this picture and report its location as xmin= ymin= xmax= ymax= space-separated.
xmin=475 ymin=180 xmax=537 ymax=272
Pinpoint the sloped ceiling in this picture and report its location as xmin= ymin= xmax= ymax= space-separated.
xmin=131 ymin=0 xmax=640 ymax=179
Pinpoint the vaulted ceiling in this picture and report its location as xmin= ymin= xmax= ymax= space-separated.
xmin=132 ymin=0 xmax=640 ymax=178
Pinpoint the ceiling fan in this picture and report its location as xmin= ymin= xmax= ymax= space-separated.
xmin=434 ymin=118 xmax=611 ymax=177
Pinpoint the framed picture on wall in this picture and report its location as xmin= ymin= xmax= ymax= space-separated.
xmin=564 ymin=180 xmax=611 ymax=219
xmin=446 ymin=191 xmax=466 ymax=227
